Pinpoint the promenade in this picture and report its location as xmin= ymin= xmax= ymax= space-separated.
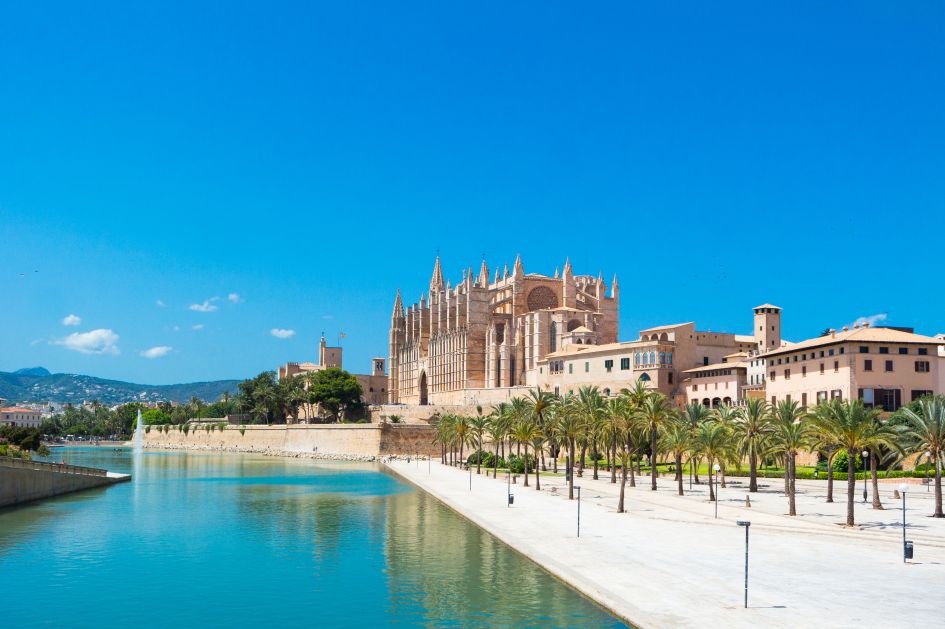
xmin=385 ymin=459 xmax=945 ymax=628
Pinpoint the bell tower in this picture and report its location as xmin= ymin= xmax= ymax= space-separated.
xmin=753 ymin=304 xmax=782 ymax=351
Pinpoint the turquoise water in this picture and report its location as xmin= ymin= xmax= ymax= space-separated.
xmin=1 ymin=448 xmax=627 ymax=628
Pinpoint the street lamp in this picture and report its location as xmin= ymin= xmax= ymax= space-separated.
xmin=899 ymin=483 xmax=913 ymax=563
xmin=862 ymin=450 xmax=869 ymax=503
xmin=713 ymin=463 xmax=721 ymax=519
xmin=736 ymin=519 xmax=751 ymax=608
xmin=575 ymin=485 xmax=582 ymax=537
xmin=469 ymin=463 xmax=472 ymax=491
xmin=507 ymin=470 xmax=514 ymax=507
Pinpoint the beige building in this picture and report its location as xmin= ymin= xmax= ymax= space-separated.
xmin=683 ymin=353 xmax=750 ymax=407
xmin=1 ymin=407 xmax=42 ymax=428
xmin=762 ymin=324 xmax=944 ymax=412
xmin=278 ymin=335 xmax=388 ymax=414
xmin=389 ymin=256 xmax=619 ymax=405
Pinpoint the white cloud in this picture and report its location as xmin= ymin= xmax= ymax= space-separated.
xmin=52 ymin=329 xmax=120 ymax=355
xmin=140 ymin=346 xmax=173 ymax=359
xmin=156 ymin=299 xmax=167 ymax=308
xmin=228 ymin=293 xmax=242 ymax=303
xmin=189 ymin=297 xmax=219 ymax=312
xmin=62 ymin=314 xmax=81 ymax=326
xmin=850 ymin=313 xmax=887 ymax=328
xmin=270 ymin=328 xmax=296 ymax=339
xmin=192 ymin=324 xmax=204 ymax=331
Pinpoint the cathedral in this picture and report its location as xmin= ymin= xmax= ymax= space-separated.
xmin=388 ymin=256 xmax=619 ymax=405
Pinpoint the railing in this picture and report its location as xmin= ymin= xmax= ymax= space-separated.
xmin=0 ymin=456 xmax=108 ymax=477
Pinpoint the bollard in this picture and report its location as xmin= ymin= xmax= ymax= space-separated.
xmin=745 ymin=495 xmax=751 ymax=508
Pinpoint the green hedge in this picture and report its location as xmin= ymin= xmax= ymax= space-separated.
xmin=722 ymin=468 xmax=931 ymax=481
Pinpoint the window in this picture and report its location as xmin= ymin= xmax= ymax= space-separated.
xmin=620 ymin=357 xmax=630 ymax=370
xmin=668 ymin=372 xmax=674 ymax=384
xmin=915 ymin=360 xmax=930 ymax=373
xmin=584 ymin=361 xmax=589 ymax=373
xmin=828 ymin=349 xmax=835 ymax=356
xmin=802 ymin=366 xmax=807 ymax=377
xmin=604 ymin=359 xmax=614 ymax=373
xmin=784 ymin=369 xmax=791 ymax=380
xmin=554 ymin=386 xmax=560 ymax=396
xmin=819 ymin=351 xmax=825 ymax=358
xmin=770 ymin=371 xmax=776 ymax=381
xmin=864 ymin=359 xmax=872 ymax=372
xmin=550 ymin=322 xmax=557 ymax=353
xmin=899 ymin=347 xmax=908 ymax=355
xmin=879 ymin=347 xmax=889 ymax=354
xmin=703 ymin=357 xmax=709 ymax=366
xmin=568 ymin=363 xmax=573 ymax=374
xmin=771 ymin=396 xmax=777 ymax=405
xmin=840 ymin=347 xmax=845 ymax=354
xmin=831 ymin=390 xmax=843 ymax=400
xmin=667 ymin=352 xmax=673 ymax=365
xmin=817 ymin=391 xmax=828 ymax=402
xmin=693 ymin=384 xmax=698 ymax=391
xmin=834 ymin=361 xmax=839 ymax=372
xmin=885 ymin=360 xmax=894 ymax=372
xmin=820 ymin=363 xmax=825 ymax=374
xmin=859 ymin=346 xmax=868 ymax=354
xmin=912 ymin=390 xmax=933 ymax=401
xmin=918 ymin=348 xmax=928 ymax=356
xmin=801 ymin=393 xmax=808 ymax=408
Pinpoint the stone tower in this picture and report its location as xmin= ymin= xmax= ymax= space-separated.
xmin=753 ymin=304 xmax=782 ymax=351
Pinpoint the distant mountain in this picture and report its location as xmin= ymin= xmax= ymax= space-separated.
xmin=14 ymin=367 xmax=52 ymax=377
xmin=0 ymin=368 xmax=240 ymax=406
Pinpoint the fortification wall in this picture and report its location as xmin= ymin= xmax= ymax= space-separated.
xmin=143 ymin=423 xmax=437 ymax=457
xmin=0 ymin=460 xmax=129 ymax=508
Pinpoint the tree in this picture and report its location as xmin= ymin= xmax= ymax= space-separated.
xmin=694 ymin=420 xmax=732 ymax=502
xmin=681 ymin=403 xmax=711 ymax=483
xmin=660 ymin=419 xmax=691 ymax=496
xmin=469 ymin=409 xmax=488 ymax=474
xmin=278 ymin=375 xmax=307 ymax=422
xmin=809 ymin=399 xmax=902 ymax=526
xmin=526 ymin=388 xmax=555 ymax=470
xmin=305 ymin=368 xmax=363 ymax=422
xmin=637 ymin=392 xmax=674 ymax=491
xmin=555 ymin=393 xmax=584 ymax=500
xmin=767 ymin=400 xmax=812 ymax=516
xmin=896 ymin=396 xmax=945 ymax=517
xmin=511 ymin=419 xmax=540 ymax=488
xmin=735 ymin=398 xmax=772 ymax=492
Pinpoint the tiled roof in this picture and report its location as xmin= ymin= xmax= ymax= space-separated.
xmin=763 ymin=326 xmax=944 ymax=358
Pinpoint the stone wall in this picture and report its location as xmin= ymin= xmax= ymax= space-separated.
xmin=143 ymin=423 xmax=438 ymax=457
xmin=0 ymin=459 xmax=129 ymax=508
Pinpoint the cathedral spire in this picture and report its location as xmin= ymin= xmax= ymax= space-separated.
xmin=611 ymin=273 xmax=619 ymax=299
xmin=562 ymin=257 xmax=573 ymax=277
xmin=391 ymin=288 xmax=404 ymax=319
xmin=502 ymin=263 xmax=509 ymax=280
xmin=554 ymin=266 xmax=560 ymax=279
xmin=512 ymin=254 xmax=524 ymax=279
xmin=478 ymin=258 xmax=489 ymax=287
xmin=493 ymin=267 xmax=500 ymax=284
xmin=430 ymin=256 xmax=444 ymax=292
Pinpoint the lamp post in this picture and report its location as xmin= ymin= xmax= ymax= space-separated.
xmin=507 ymin=470 xmax=513 ymax=507
xmin=862 ymin=450 xmax=869 ymax=503
xmin=736 ymin=519 xmax=751 ymax=608
xmin=469 ymin=463 xmax=472 ymax=491
xmin=689 ymin=458 xmax=693 ymax=490
xmin=899 ymin=483 xmax=911 ymax=563
xmin=714 ymin=463 xmax=721 ymax=519
xmin=575 ymin=485 xmax=582 ymax=537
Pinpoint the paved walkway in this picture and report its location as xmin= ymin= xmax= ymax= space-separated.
xmin=385 ymin=459 xmax=945 ymax=629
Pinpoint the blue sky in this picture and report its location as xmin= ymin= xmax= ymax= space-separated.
xmin=1 ymin=2 xmax=943 ymax=385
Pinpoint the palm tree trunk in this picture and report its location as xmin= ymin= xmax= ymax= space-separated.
xmin=826 ymin=449 xmax=835 ymax=503
xmin=749 ymin=445 xmax=758 ymax=493
xmin=610 ymin=434 xmax=617 ymax=484
xmin=628 ymin=439 xmax=636 ymax=487
xmin=650 ymin=426 xmax=658 ymax=491
xmin=721 ymin=465 xmax=727 ymax=489
xmin=676 ymin=453 xmax=684 ymax=496
xmin=933 ymin=455 xmax=942 ymax=518
xmin=592 ymin=438 xmax=599 ymax=480
xmin=708 ymin=457 xmax=716 ymax=501
xmin=617 ymin=461 xmax=627 ymax=513
xmin=578 ymin=444 xmax=586 ymax=477
xmin=871 ymin=451 xmax=884 ymax=510
xmin=846 ymin=454 xmax=856 ymax=526
xmin=476 ymin=438 xmax=482 ymax=474
xmin=522 ymin=443 xmax=529 ymax=487
xmin=784 ymin=454 xmax=797 ymax=515
xmin=553 ymin=446 xmax=558 ymax=473
xmin=568 ymin=438 xmax=575 ymax=500
xmin=534 ymin=452 xmax=540 ymax=490
xmin=493 ymin=441 xmax=500 ymax=478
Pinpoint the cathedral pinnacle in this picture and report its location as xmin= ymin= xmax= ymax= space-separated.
xmin=391 ymin=288 xmax=404 ymax=319
xmin=430 ymin=256 xmax=444 ymax=292
xmin=478 ymin=258 xmax=489 ymax=287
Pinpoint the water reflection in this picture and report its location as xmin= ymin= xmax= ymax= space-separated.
xmin=1 ymin=449 xmax=626 ymax=628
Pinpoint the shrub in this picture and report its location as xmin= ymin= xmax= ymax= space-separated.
xmin=467 ymin=450 xmax=504 ymax=468
xmin=389 ymin=415 xmax=402 ymax=424
xmin=145 ymin=425 xmax=151 ymax=434
xmin=832 ymin=449 xmax=863 ymax=473
xmin=239 ymin=428 xmax=246 ymax=436
xmin=507 ymin=453 xmax=536 ymax=474
xmin=182 ymin=424 xmax=190 ymax=435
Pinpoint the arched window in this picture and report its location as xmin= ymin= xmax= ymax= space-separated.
xmin=659 ymin=352 xmax=665 ymax=365
xmin=667 ymin=352 xmax=673 ymax=365
xmin=550 ymin=322 xmax=557 ymax=353
xmin=634 ymin=352 xmax=640 ymax=366
xmin=638 ymin=373 xmax=651 ymax=382
xmin=649 ymin=351 xmax=656 ymax=365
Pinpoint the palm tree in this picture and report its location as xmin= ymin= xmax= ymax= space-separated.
xmin=637 ymin=392 xmax=674 ymax=491
xmin=469 ymin=409 xmax=489 ymax=474
xmin=556 ymin=392 xmax=584 ymax=500
xmin=454 ymin=414 xmax=471 ymax=466
xmin=694 ymin=420 xmax=731 ymax=502
xmin=528 ymin=428 xmax=546 ymax=490
xmin=603 ymin=397 xmax=625 ymax=484
xmin=486 ymin=409 xmax=507 ymax=478
xmin=809 ymin=406 xmax=841 ymax=503
xmin=809 ymin=400 xmax=902 ymax=526
xmin=713 ymin=404 xmax=740 ymax=488
xmin=575 ymin=386 xmax=604 ymax=478
xmin=897 ymin=396 xmax=945 ymax=517
xmin=526 ymin=388 xmax=555 ymax=470
xmin=660 ymin=419 xmax=691 ymax=496
xmin=511 ymin=419 xmax=540 ymax=488
xmin=767 ymin=400 xmax=812 ymax=516
xmin=736 ymin=398 xmax=772 ymax=492
xmin=681 ymin=403 xmax=711 ymax=483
